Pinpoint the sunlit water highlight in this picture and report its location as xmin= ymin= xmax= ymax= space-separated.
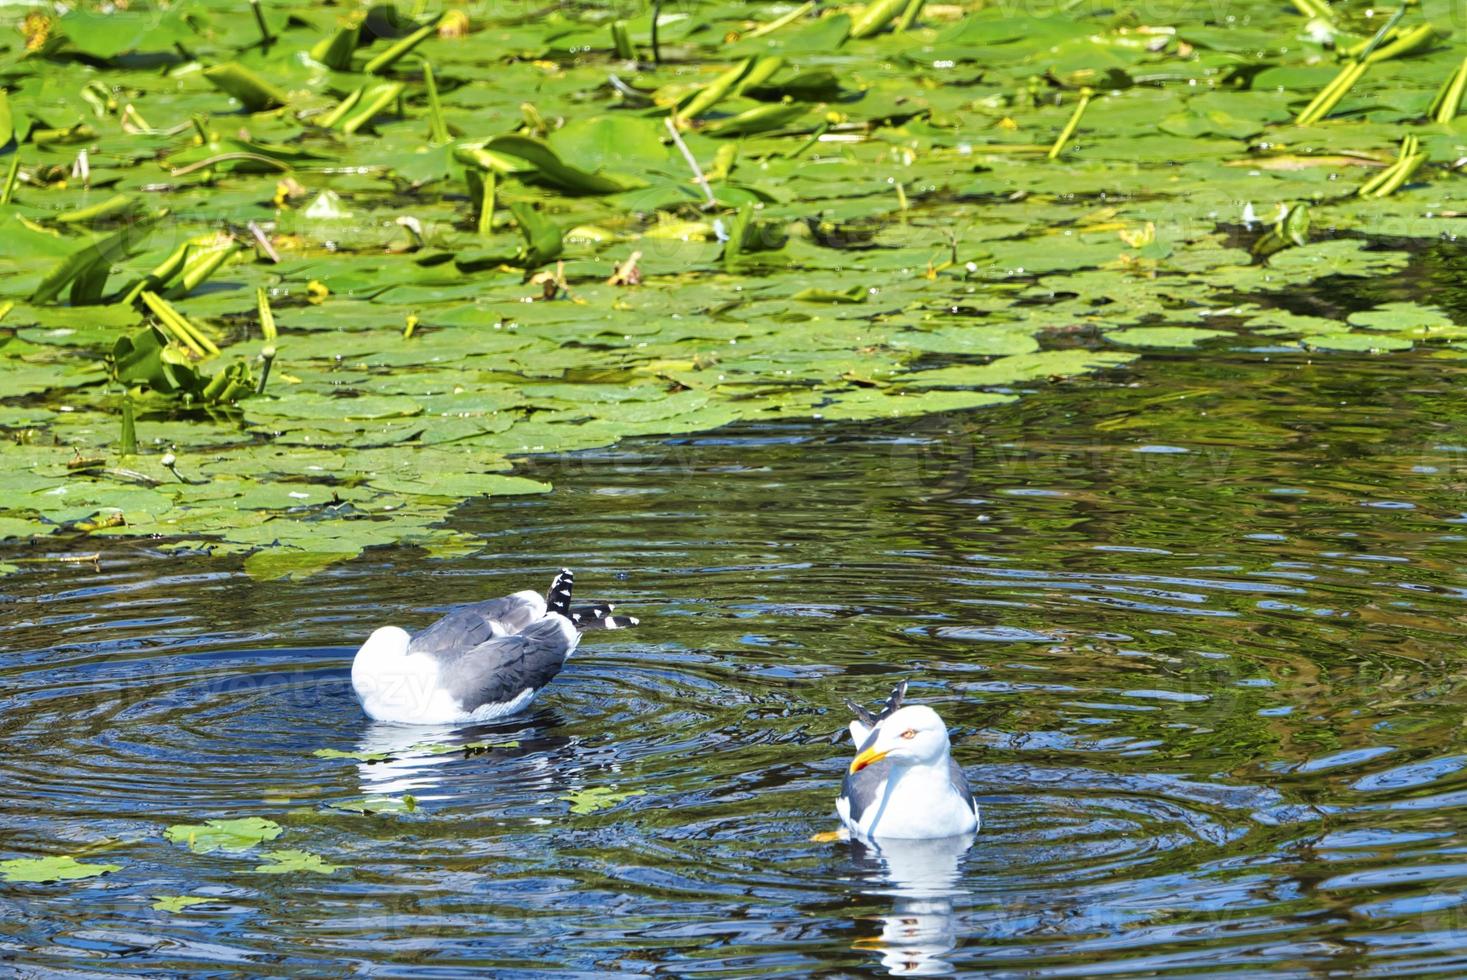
xmin=5 ymin=346 xmax=1467 ymax=976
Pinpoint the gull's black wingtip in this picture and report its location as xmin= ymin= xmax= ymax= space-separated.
xmin=845 ymin=698 xmax=877 ymax=727
xmin=875 ymin=680 xmax=908 ymax=722
xmin=570 ymin=601 xmax=638 ymax=631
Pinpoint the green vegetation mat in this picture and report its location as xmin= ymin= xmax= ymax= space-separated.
xmin=2 ymin=0 xmax=1464 ymax=576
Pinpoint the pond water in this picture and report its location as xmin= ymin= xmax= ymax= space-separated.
xmin=6 ymin=343 xmax=1467 ymax=977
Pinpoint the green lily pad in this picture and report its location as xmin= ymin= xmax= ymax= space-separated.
xmin=1346 ymin=302 xmax=1455 ymax=333
xmin=1300 ymin=333 xmax=1415 ymax=353
xmin=0 ymin=855 xmax=121 ymax=883
xmin=253 ymin=850 xmax=339 ymax=875
xmin=413 ymin=739 xmax=520 ymax=756
xmin=1104 ymin=327 xmax=1234 ymax=348
xmin=164 ymin=818 xmax=283 ymax=854
xmin=561 ymin=787 xmax=644 ymax=814
xmin=152 ymin=895 xmax=216 ymax=913
xmin=330 ymin=795 xmax=418 ymax=815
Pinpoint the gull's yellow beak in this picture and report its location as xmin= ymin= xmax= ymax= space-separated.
xmin=849 ymin=747 xmax=889 ymax=774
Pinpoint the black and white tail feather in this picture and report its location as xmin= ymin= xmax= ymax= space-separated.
xmin=547 ymin=568 xmax=640 ymax=631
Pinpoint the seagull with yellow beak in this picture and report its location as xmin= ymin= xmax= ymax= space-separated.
xmin=837 ymin=682 xmax=980 ymax=840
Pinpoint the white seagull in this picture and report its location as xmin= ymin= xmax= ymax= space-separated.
xmin=837 ymin=683 xmax=980 ymax=840
xmin=351 ymin=569 xmax=637 ymax=725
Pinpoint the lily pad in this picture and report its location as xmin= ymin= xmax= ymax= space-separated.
xmin=253 ymin=850 xmax=339 ymax=875
xmin=0 ymin=855 xmax=121 ymax=883
xmin=330 ymin=795 xmax=418 ymax=815
xmin=1104 ymin=327 xmax=1235 ymax=348
xmin=152 ymin=895 xmax=217 ymax=913
xmin=164 ymin=818 xmax=283 ymax=854
xmin=1300 ymin=333 xmax=1415 ymax=353
xmin=561 ymin=787 xmax=644 ymax=814
xmin=1347 ymin=302 xmax=1455 ymax=333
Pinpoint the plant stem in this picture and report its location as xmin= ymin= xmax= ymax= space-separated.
xmin=611 ymin=21 xmax=635 ymax=60
xmin=1047 ymin=87 xmax=1094 ymax=160
xmin=1 ymin=154 xmax=18 ymax=204
xmin=257 ymin=346 xmax=275 ymax=394
xmin=119 ymin=395 xmax=136 ymax=455
xmin=249 ymin=0 xmax=273 ymax=48
xmin=423 ymin=60 xmax=448 ymax=144
xmin=651 ymin=2 xmax=661 ymax=64
xmin=665 ymin=115 xmax=717 ymax=207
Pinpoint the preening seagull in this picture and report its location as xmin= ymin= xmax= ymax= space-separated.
xmin=351 ymin=569 xmax=637 ymax=725
xmin=836 ymin=682 xmax=980 ymax=840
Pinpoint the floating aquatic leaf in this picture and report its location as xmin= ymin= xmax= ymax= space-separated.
xmin=330 ymin=796 xmax=418 ymax=815
xmin=152 ymin=895 xmax=216 ymax=913
xmin=253 ymin=850 xmax=339 ymax=875
xmin=1104 ymin=327 xmax=1234 ymax=348
xmin=1346 ymin=303 xmax=1454 ymax=332
xmin=56 ymin=7 xmax=194 ymax=58
xmin=313 ymin=748 xmax=390 ymax=762
xmin=164 ymin=818 xmax=283 ymax=854
xmin=412 ymin=739 xmax=520 ymax=756
xmin=561 ymin=787 xmax=644 ymax=815
xmin=1300 ymin=333 xmax=1414 ymax=353
xmin=242 ymin=549 xmax=359 ymax=583
xmin=0 ymin=855 xmax=120 ymax=883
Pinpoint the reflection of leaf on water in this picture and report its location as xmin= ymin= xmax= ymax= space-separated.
xmin=0 ymin=855 xmax=120 ymax=883
xmin=561 ymin=787 xmax=644 ymax=815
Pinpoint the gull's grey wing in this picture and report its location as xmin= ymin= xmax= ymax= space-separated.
xmin=409 ymin=591 xmax=546 ymax=657
xmin=949 ymin=760 xmax=979 ymax=818
xmin=839 ymin=758 xmax=892 ymax=828
xmin=436 ymin=614 xmax=577 ymax=713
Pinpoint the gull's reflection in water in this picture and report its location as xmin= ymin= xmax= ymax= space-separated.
xmin=850 ymin=833 xmax=974 ymax=977
xmin=352 ymin=719 xmax=561 ymax=806
xmin=354 ymin=722 xmax=466 ymax=801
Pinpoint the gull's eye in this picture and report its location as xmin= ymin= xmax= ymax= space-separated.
xmin=900 ymin=729 xmax=917 ymax=740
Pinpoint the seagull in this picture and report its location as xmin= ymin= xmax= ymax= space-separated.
xmin=351 ymin=569 xmax=637 ymax=725
xmin=836 ymin=682 xmax=980 ymax=840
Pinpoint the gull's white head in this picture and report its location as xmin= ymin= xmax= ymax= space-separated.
xmin=849 ymin=704 xmax=951 ymax=774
